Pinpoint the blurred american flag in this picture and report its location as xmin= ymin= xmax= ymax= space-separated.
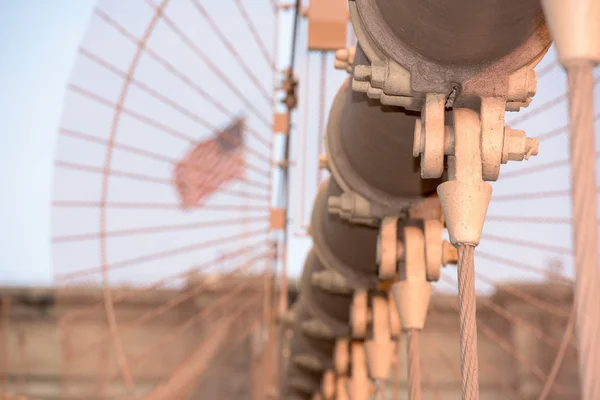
xmin=174 ymin=118 xmax=246 ymax=208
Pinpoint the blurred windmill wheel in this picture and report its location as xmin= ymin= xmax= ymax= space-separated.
xmin=51 ymin=1 xmax=280 ymax=398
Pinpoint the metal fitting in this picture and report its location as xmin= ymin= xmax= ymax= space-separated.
xmin=334 ymin=46 xmax=356 ymax=73
xmin=442 ymin=240 xmax=458 ymax=266
xmin=378 ymin=213 xmax=447 ymax=282
xmin=415 ymin=95 xmax=539 ymax=184
xmin=507 ymin=67 xmax=537 ymax=103
xmin=328 ymin=191 xmax=377 ymax=226
xmin=293 ymin=354 xmax=324 ymax=372
xmin=364 ymin=293 xmax=395 ymax=381
xmin=301 ymin=318 xmax=337 ymax=340
xmin=328 ymin=190 xmax=414 ymax=227
xmin=278 ymin=304 xmax=298 ymax=326
xmin=352 ymin=59 xmax=417 ymax=109
xmin=502 ymin=128 xmax=539 ymax=163
xmin=318 ymin=154 xmax=329 ymax=170
xmin=412 ymin=93 xmax=447 ymax=178
xmin=391 ymin=226 xmax=432 ymax=330
xmin=311 ymin=269 xmax=353 ymax=295
xmin=376 ymin=216 xmax=404 ymax=280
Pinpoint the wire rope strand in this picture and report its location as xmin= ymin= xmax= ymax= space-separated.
xmin=407 ymin=328 xmax=422 ymax=400
xmin=456 ymin=244 xmax=480 ymax=400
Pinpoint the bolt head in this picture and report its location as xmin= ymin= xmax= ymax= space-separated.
xmin=507 ymin=129 xmax=533 ymax=161
xmin=319 ymin=154 xmax=328 ymax=170
xmin=354 ymin=65 xmax=372 ymax=80
xmin=335 ymin=48 xmax=349 ymax=61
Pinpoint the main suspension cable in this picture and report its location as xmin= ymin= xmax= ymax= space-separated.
xmin=566 ymin=59 xmax=600 ymax=399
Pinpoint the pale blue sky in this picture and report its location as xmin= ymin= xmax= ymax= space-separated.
xmin=0 ymin=1 xmax=597 ymax=291
xmin=0 ymin=0 xmax=97 ymax=285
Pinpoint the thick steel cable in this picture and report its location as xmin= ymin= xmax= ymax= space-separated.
xmin=456 ymin=244 xmax=480 ymax=400
xmin=406 ymin=328 xmax=422 ymax=400
xmin=566 ymin=60 xmax=600 ymax=400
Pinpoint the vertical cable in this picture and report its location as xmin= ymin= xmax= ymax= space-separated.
xmin=566 ymin=60 xmax=600 ymax=399
xmin=456 ymin=244 xmax=480 ymax=400
xmin=392 ymin=341 xmax=400 ymax=400
xmin=407 ymin=328 xmax=422 ymax=400
xmin=263 ymin=2 xmax=281 ymax=396
xmin=276 ymin=1 xmax=301 ymax=396
xmin=317 ymin=51 xmax=328 ymax=185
